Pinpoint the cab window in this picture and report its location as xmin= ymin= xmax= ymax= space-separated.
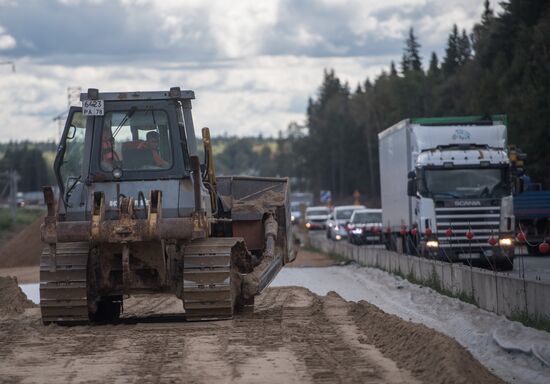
xmin=101 ymin=110 xmax=173 ymax=171
xmin=59 ymin=111 xmax=86 ymax=191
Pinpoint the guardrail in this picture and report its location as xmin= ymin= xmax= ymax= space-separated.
xmin=310 ymin=235 xmax=550 ymax=321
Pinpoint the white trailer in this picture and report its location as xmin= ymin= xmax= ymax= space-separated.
xmin=378 ymin=116 xmax=515 ymax=270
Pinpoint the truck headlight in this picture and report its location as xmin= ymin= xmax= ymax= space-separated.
xmin=291 ymin=215 xmax=295 ymax=222
xmin=305 ymin=222 xmax=311 ymax=228
xmin=426 ymin=240 xmax=439 ymax=248
xmin=499 ymin=238 xmax=513 ymax=247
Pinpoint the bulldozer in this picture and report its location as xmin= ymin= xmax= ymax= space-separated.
xmin=39 ymin=87 xmax=295 ymax=324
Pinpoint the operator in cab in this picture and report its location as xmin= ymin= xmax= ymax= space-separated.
xmin=143 ymin=131 xmax=168 ymax=168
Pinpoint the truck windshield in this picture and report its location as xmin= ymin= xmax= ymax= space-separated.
xmin=420 ymin=168 xmax=510 ymax=199
xmin=352 ymin=212 xmax=382 ymax=223
xmin=307 ymin=208 xmax=329 ymax=216
xmin=336 ymin=209 xmax=356 ymax=220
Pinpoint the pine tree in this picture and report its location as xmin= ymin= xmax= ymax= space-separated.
xmin=481 ymin=0 xmax=494 ymax=25
xmin=427 ymin=52 xmax=440 ymax=77
xmin=390 ymin=61 xmax=398 ymax=77
xmin=401 ymin=27 xmax=423 ymax=73
xmin=442 ymin=24 xmax=460 ymax=75
xmin=457 ymin=29 xmax=472 ymax=65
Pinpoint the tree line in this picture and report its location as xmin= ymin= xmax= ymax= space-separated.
xmin=1 ymin=0 xmax=549 ymax=202
xmin=0 ymin=142 xmax=56 ymax=193
xmin=279 ymin=0 xmax=550 ymax=204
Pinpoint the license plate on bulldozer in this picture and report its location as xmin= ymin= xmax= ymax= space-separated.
xmin=82 ymin=99 xmax=104 ymax=115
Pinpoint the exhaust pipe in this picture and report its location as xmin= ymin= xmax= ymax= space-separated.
xmin=189 ymin=155 xmax=202 ymax=212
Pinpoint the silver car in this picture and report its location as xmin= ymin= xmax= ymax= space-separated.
xmin=326 ymin=205 xmax=366 ymax=240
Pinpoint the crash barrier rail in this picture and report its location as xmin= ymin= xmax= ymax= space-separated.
xmin=309 ymin=235 xmax=550 ymax=321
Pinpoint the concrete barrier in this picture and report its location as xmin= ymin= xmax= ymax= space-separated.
xmin=310 ymin=236 xmax=550 ymax=320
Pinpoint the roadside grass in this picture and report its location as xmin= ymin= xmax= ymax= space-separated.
xmin=0 ymin=207 xmax=43 ymax=236
xmin=509 ymin=311 xmax=550 ymax=333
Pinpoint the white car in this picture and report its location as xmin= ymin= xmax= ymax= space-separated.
xmin=347 ymin=209 xmax=383 ymax=245
xmin=326 ymin=205 xmax=366 ymax=240
xmin=304 ymin=206 xmax=331 ymax=230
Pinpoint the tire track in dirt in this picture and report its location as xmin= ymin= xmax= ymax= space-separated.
xmin=0 ymin=287 xmax=503 ymax=383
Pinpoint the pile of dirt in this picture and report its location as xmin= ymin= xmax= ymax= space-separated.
xmin=0 ymin=217 xmax=43 ymax=268
xmin=0 ymin=286 xmax=503 ymax=383
xmin=0 ymin=276 xmax=35 ymax=318
xmin=349 ymin=296 xmax=502 ymax=384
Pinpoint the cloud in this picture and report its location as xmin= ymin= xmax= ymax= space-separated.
xmin=0 ymin=0 xmax=495 ymax=61
xmin=0 ymin=0 xmax=497 ymax=141
xmin=0 ymin=24 xmax=16 ymax=50
xmin=0 ymin=55 xmax=389 ymax=141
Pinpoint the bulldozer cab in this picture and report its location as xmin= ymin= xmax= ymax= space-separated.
xmin=55 ymin=88 xmax=199 ymax=217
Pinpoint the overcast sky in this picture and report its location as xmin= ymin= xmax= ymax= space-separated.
xmin=0 ymin=0 xmax=496 ymax=141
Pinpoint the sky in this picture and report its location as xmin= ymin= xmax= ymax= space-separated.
xmin=0 ymin=0 xmax=497 ymax=142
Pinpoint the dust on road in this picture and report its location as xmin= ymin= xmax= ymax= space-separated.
xmin=0 ymin=286 xmax=501 ymax=384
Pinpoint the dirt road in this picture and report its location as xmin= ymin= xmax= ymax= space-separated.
xmin=0 ymin=226 xmax=505 ymax=383
xmin=0 ymin=285 xmax=501 ymax=384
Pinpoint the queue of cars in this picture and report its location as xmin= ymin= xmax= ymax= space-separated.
xmin=302 ymin=204 xmax=383 ymax=244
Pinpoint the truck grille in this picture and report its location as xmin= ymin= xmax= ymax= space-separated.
xmin=435 ymin=206 xmax=500 ymax=248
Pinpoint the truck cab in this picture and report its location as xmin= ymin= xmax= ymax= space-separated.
xmin=379 ymin=115 xmax=515 ymax=270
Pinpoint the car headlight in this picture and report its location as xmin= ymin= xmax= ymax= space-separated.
xmin=291 ymin=215 xmax=295 ymax=222
xmin=499 ymin=238 xmax=513 ymax=246
xmin=426 ymin=240 xmax=439 ymax=248
xmin=335 ymin=234 xmax=342 ymax=241
xmin=305 ymin=222 xmax=311 ymax=228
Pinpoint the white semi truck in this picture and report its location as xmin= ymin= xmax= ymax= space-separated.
xmin=378 ymin=115 xmax=515 ymax=270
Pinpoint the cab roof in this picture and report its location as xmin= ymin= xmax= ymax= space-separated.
xmin=80 ymin=87 xmax=195 ymax=102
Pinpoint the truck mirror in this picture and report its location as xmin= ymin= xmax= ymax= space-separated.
xmin=407 ymin=179 xmax=417 ymax=197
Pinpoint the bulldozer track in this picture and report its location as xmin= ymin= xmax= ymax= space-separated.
xmin=183 ymin=238 xmax=242 ymax=320
xmin=39 ymin=242 xmax=90 ymax=324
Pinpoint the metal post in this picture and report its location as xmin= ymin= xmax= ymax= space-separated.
xmin=9 ymin=169 xmax=19 ymax=221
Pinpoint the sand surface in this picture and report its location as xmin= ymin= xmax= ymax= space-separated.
xmin=0 ymin=286 xmax=501 ymax=384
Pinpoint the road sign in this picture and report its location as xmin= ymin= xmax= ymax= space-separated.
xmin=320 ymin=190 xmax=331 ymax=203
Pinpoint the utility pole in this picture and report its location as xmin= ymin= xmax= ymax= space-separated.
xmin=53 ymin=86 xmax=82 ymax=140
xmin=53 ymin=112 xmax=66 ymax=140
xmin=67 ymin=86 xmax=81 ymax=107
xmin=7 ymin=169 xmax=20 ymax=221
xmin=1 ymin=170 xmax=22 ymax=221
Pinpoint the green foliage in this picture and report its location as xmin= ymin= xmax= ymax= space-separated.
xmin=290 ymin=0 xmax=550 ymax=202
xmin=0 ymin=143 xmax=54 ymax=192
xmin=0 ymin=207 xmax=43 ymax=233
xmin=401 ymin=27 xmax=423 ymax=73
xmin=509 ymin=311 xmax=550 ymax=333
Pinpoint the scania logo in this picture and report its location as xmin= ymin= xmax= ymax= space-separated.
xmin=454 ymin=200 xmax=481 ymax=207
